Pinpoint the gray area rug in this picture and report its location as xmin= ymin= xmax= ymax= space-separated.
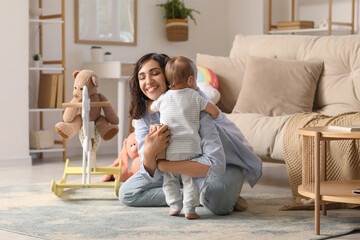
xmin=0 ymin=184 xmax=359 ymax=240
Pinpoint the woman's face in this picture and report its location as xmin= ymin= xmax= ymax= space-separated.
xmin=138 ymin=59 xmax=167 ymax=100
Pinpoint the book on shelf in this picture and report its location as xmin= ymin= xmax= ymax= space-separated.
xmin=277 ymin=26 xmax=314 ymax=30
xmin=277 ymin=21 xmax=314 ymax=27
xmin=352 ymin=188 xmax=360 ymax=195
xmin=328 ymin=125 xmax=360 ymax=132
xmin=55 ymin=74 xmax=64 ymax=108
xmin=38 ymin=74 xmax=58 ymax=108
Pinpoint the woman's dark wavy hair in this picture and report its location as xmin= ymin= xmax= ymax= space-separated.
xmin=129 ymin=53 xmax=170 ymax=119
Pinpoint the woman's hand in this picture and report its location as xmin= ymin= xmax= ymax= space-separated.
xmin=143 ymin=124 xmax=170 ymax=176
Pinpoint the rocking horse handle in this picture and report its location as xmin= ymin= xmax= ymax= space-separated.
xmin=62 ymin=101 xmax=110 ymax=108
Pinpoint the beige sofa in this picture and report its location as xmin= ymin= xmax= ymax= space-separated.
xmin=197 ymin=34 xmax=360 ymax=164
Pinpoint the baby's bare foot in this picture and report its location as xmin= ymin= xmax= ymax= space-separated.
xmin=185 ymin=213 xmax=200 ymax=219
xmin=169 ymin=210 xmax=181 ymax=216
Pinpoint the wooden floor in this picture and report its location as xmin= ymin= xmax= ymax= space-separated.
xmin=0 ymin=155 xmax=358 ymax=239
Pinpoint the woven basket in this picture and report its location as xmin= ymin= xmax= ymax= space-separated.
xmin=166 ymin=19 xmax=188 ymax=42
xmin=30 ymin=130 xmax=54 ymax=149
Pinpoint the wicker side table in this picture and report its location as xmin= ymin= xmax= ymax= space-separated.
xmin=298 ymin=126 xmax=360 ymax=235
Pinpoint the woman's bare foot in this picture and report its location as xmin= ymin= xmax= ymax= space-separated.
xmin=185 ymin=213 xmax=200 ymax=219
xmin=169 ymin=210 xmax=181 ymax=216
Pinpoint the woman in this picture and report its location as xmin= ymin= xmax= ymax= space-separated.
xmin=119 ymin=53 xmax=262 ymax=215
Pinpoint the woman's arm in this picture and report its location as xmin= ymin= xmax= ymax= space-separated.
xmin=157 ymin=160 xmax=209 ymax=177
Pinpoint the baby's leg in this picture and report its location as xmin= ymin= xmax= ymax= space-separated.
xmin=163 ymin=172 xmax=182 ymax=215
xmin=182 ymin=175 xmax=200 ymax=219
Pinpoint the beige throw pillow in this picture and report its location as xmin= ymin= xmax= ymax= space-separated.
xmin=232 ymin=56 xmax=324 ymax=116
xmin=196 ymin=54 xmax=245 ymax=113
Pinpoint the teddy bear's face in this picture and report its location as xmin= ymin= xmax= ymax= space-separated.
xmin=127 ymin=138 xmax=139 ymax=159
xmin=72 ymin=70 xmax=99 ymax=100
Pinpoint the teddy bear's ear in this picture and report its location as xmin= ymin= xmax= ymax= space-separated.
xmin=73 ymin=71 xmax=80 ymax=78
xmin=129 ymin=132 xmax=136 ymax=140
xmin=91 ymin=75 xmax=99 ymax=87
xmin=120 ymin=138 xmax=128 ymax=161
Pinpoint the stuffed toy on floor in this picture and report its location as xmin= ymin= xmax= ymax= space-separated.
xmin=101 ymin=132 xmax=141 ymax=182
xmin=55 ymin=70 xmax=119 ymax=141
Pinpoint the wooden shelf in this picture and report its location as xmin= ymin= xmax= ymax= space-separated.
xmin=29 ymin=147 xmax=65 ymax=154
xmin=268 ymin=0 xmax=355 ymax=35
xmin=269 ymin=27 xmax=352 ymax=35
xmin=29 ymin=19 xmax=64 ymax=24
xmin=298 ymin=180 xmax=360 ymax=204
xmin=29 ymin=108 xmax=64 ymax=113
xmin=29 ymin=67 xmax=64 ymax=71
xmin=299 ymin=126 xmax=360 ymax=138
xmin=29 ymin=0 xmax=66 ymax=162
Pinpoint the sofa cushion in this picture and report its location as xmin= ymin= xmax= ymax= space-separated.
xmin=232 ymin=56 xmax=324 ymax=116
xmin=225 ymin=113 xmax=290 ymax=161
xmin=196 ymin=54 xmax=245 ymax=113
xmin=230 ymin=35 xmax=360 ymax=116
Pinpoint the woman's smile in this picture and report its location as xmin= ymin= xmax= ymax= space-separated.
xmin=146 ymin=86 xmax=159 ymax=93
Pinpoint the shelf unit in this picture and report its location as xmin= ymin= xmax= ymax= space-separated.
xmin=29 ymin=0 xmax=66 ymax=161
xmin=268 ymin=0 xmax=355 ymax=35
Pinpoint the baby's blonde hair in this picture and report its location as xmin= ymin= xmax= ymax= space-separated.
xmin=165 ymin=56 xmax=197 ymax=87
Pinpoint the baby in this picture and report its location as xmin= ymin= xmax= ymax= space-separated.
xmin=148 ymin=56 xmax=219 ymax=219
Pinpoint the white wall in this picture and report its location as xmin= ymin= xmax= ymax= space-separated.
xmin=227 ymin=0 xmax=268 ymax=47
xmin=0 ymin=1 xmax=31 ymax=166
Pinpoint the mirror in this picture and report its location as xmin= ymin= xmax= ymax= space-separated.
xmin=75 ymin=0 xmax=137 ymax=46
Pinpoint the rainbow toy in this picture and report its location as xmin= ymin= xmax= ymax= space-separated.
xmin=196 ymin=66 xmax=219 ymax=89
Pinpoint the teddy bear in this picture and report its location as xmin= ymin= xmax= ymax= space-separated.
xmin=101 ymin=132 xmax=141 ymax=182
xmin=55 ymin=70 xmax=119 ymax=141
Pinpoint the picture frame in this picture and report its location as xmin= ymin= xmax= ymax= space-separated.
xmin=75 ymin=0 xmax=137 ymax=46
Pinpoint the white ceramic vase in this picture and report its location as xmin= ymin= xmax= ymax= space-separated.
xmin=91 ymin=48 xmax=103 ymax=62
xmin=33 ymin=60 xmax=40 ymax=68
xmin=29 ymin=7 xmax=42 ymax=18
xmin=104 ymin=54 xmax=112 ymax=61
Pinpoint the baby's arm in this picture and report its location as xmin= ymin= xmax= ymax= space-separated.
xmin=195 ymin=90 xmax=219 ymax=119
xmin=204 ymin=102 xmax=220 ymax=119
xmin=148 ymin=94 xmax=164 ymax=114
xmin=147 ymin=100 xmax=156 ymax=114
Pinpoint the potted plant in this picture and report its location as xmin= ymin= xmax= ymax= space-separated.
xmin=104 ymin=52 xmax=112 ymax=61
xmin=90 ymin=46 xmax=103 ymax=62
xmin=32 ymin=53 xmax=41 ymax=67
xmin=157 ymin=0 xmax=200 ymax=41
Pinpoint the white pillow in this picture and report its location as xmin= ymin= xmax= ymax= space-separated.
xmin=198 ymin=82 xmax=220 ymax=104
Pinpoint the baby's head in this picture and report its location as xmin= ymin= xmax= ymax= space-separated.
xmin=165 ymin=56 xmax=197 ymax=89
